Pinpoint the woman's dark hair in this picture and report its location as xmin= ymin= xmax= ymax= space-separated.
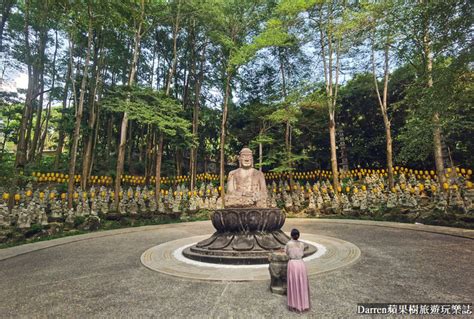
xmin=291 ymin=229 xmax=300 ymax=240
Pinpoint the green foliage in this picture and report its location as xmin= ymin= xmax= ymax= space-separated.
xmin=102 ymin=86 xmax=191 ymax=139
xmin=276 ymin=0 xmax=320 ymax=16
xmin=270 ymin=152 xmax=309 ymax=173
xmin=0 ymin=102 xmax=22 ymax=148
xmin=24 ymin=224 xmax=43 ymax=238
xmin=250 ymin=134 xmax=274 ymax=146
xmin=230 ymin=18 xmax=293 ymax=68
xmin=0 ymin=0 xmax=472 ymax=181
xmin=396 ymin=115 xmax=434 ymax=164
xmin=74 ymin=216 xmax=87 ymax=228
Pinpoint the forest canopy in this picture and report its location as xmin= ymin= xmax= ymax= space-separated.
xmin=0 ymin=0 xmax=472 ymax=200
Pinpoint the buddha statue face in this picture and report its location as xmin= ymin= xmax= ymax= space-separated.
xmin=239 ymin=148 xmax=253 ymax=169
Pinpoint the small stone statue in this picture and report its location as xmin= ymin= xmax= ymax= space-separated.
xmin=39 ymin=208 xmax=49 ymax=226
xmin=0 ymin=203 xmax=10 ymax=227
xmin=158 ymin=199 xmax=165 ymax=213
xmin=98 ymin=197 xmax=109 ymax=215
xmin=197 ymin=196 xmax=205 ymax=210
xmin=386 ymin=192 xmax=398 ymax=209
xmin=216 ymin=197 xmax=224 ymax=210
xmin=65 ymin=208 xmax=75 ymax=224
xmin=138 ymin=198 xmax=147 ymax=214
xmin=269 ymin=251 xmax=289 ymax=295
xmin=188 ymin=195 xmax=197 ymax=211
xmin=269 ymin=192 xmax=278 ymax=208
xmin=172 ymin=198 xmax=181 ymax=213
xmin=119 ymin=198 xmax=127 ymax=215
xmin=292 ymin=191 xmax=301 ymax=210
xmin=17 ymin=205 xmax=31 ymax=229
xmin=308 ymin=194 xmax=316 ymax=210
xmin=283 ymin=191 xmax=293 ymax=209
xmin=351 ymin=191 xmax=361 ymax=210
xmin=90 ymin=198 xmax=98 ymax=216
xmin=148 ymin=197 xmax=157 ymax=213
xmin=316 ymin=193 xmax=323 ymax=210
xmin=360 ymin=193 xmax=368 ymax=211
xmin=128 ymin=198 xmax=138 ymax=215
xmin=341 ymin=194 xmax=352 ymax=214
xmin=50 ymin=200 xmax=63 ymax=219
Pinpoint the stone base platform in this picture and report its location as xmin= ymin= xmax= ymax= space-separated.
xmin=181 ymin=207 xmax=318 ymax=264
xmin=140 ymin=233 xmax=361 ymax=281
xmin=183 ymin=230 xmax=317 ymax=265
xmin=183 ymin=230 xmax=317 ymax=264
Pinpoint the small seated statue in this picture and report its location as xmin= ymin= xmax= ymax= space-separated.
xmin=225 ymin=148 xmax=268 ymax=208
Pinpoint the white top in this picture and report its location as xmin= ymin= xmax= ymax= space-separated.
xmin=285 ymin=239 xmax=304 ymax=260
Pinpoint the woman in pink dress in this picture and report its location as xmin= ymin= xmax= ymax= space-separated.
xmin=285 ymin=228 xmax=310 ymax=312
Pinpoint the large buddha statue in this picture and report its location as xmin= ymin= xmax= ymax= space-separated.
xmin=183 ymin=147 xmax=317 ymax=264
xmin=225 ymin=147 xmax=268 ymax=208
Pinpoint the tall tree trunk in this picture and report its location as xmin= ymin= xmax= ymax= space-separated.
xmin=190 ymin=39 xmax=205 ymax=190
xmin=29 ymin=73 xmax=44 ymax=162
xmin=127 ymin=121 xmax=133 ymax=171
xmin=328 ymin=116 xmax=339 ymax=189
xmin=144 ymin=125 xmax=153 ymax=184
xmin=138 ymin=126 xmax=145 ymax=163
xmin=154 ymin=133 xmax=164 ymax=202
xmin=114 ymin=111 xmax=128 ymax=207
xmin=219 ymin=72 xmax=232 ymax=205
xmin=68 ymin=15 xmax=93 ymax=208
xmin=319 ymin=3 xmax=340 ymax=191
xmin=105 ymin=114 xmax=113 ymax=162
xmin=88 ymin=88 xmax=102 ymax=178
xmin=37 ymin=30 xmax=59 ymax=164
xmin=24 ymin=106 xmax=34 ymax=161
xmin=114 ymin=0 xmax=145 ymax=209
xmin=81 ymin=40 xmax=103 ymax=189
xmin=54 ymin=50 xmax=72 ymax=169
xmin=28 ymin=1 xmax=48 ymax=162
xmin=0 ymin=114 xmax=12 ymax=159
xmin=433 ymin=113 xmax=445 ymax=186
xmin=421 ymin=5 xmax=445 ymax=189
xmin=258 ymin=129 xmax=263 ymax=172
xmin=176 ymin=148 xmax=183 ymax=176
xmin=37 ymin=101 xmax=50 ymax=162
xmin=165 ymin=0 xmax=181 ymax=96
xmin=152 ymin=1 xmax=181 ymax=199
xmin=372 ymin=33 xmax=394 ymax=189
xmin=15 ymin=0 xmax=35 ymax=169
xmin=0 ymin=0 xmax=14 ymax=52
xmin=149 ymin=35 xmax=157 ymax=87
xmin=278 ymin=48 xmax=293 ymax=185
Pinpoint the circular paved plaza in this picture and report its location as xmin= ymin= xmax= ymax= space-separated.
xmin=0 ymin=219 xmax=472 ymax=318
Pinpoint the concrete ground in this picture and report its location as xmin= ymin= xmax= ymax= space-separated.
xmin=0 ymin=219 xmax=472 ymax=318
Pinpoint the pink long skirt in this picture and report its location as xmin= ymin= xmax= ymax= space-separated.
xmin=287 ymin=259 xmax=310 ymax=312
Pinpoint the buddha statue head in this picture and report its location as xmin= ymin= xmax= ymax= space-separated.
xmin=239 ymin=148 xmax=253 ymax=169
